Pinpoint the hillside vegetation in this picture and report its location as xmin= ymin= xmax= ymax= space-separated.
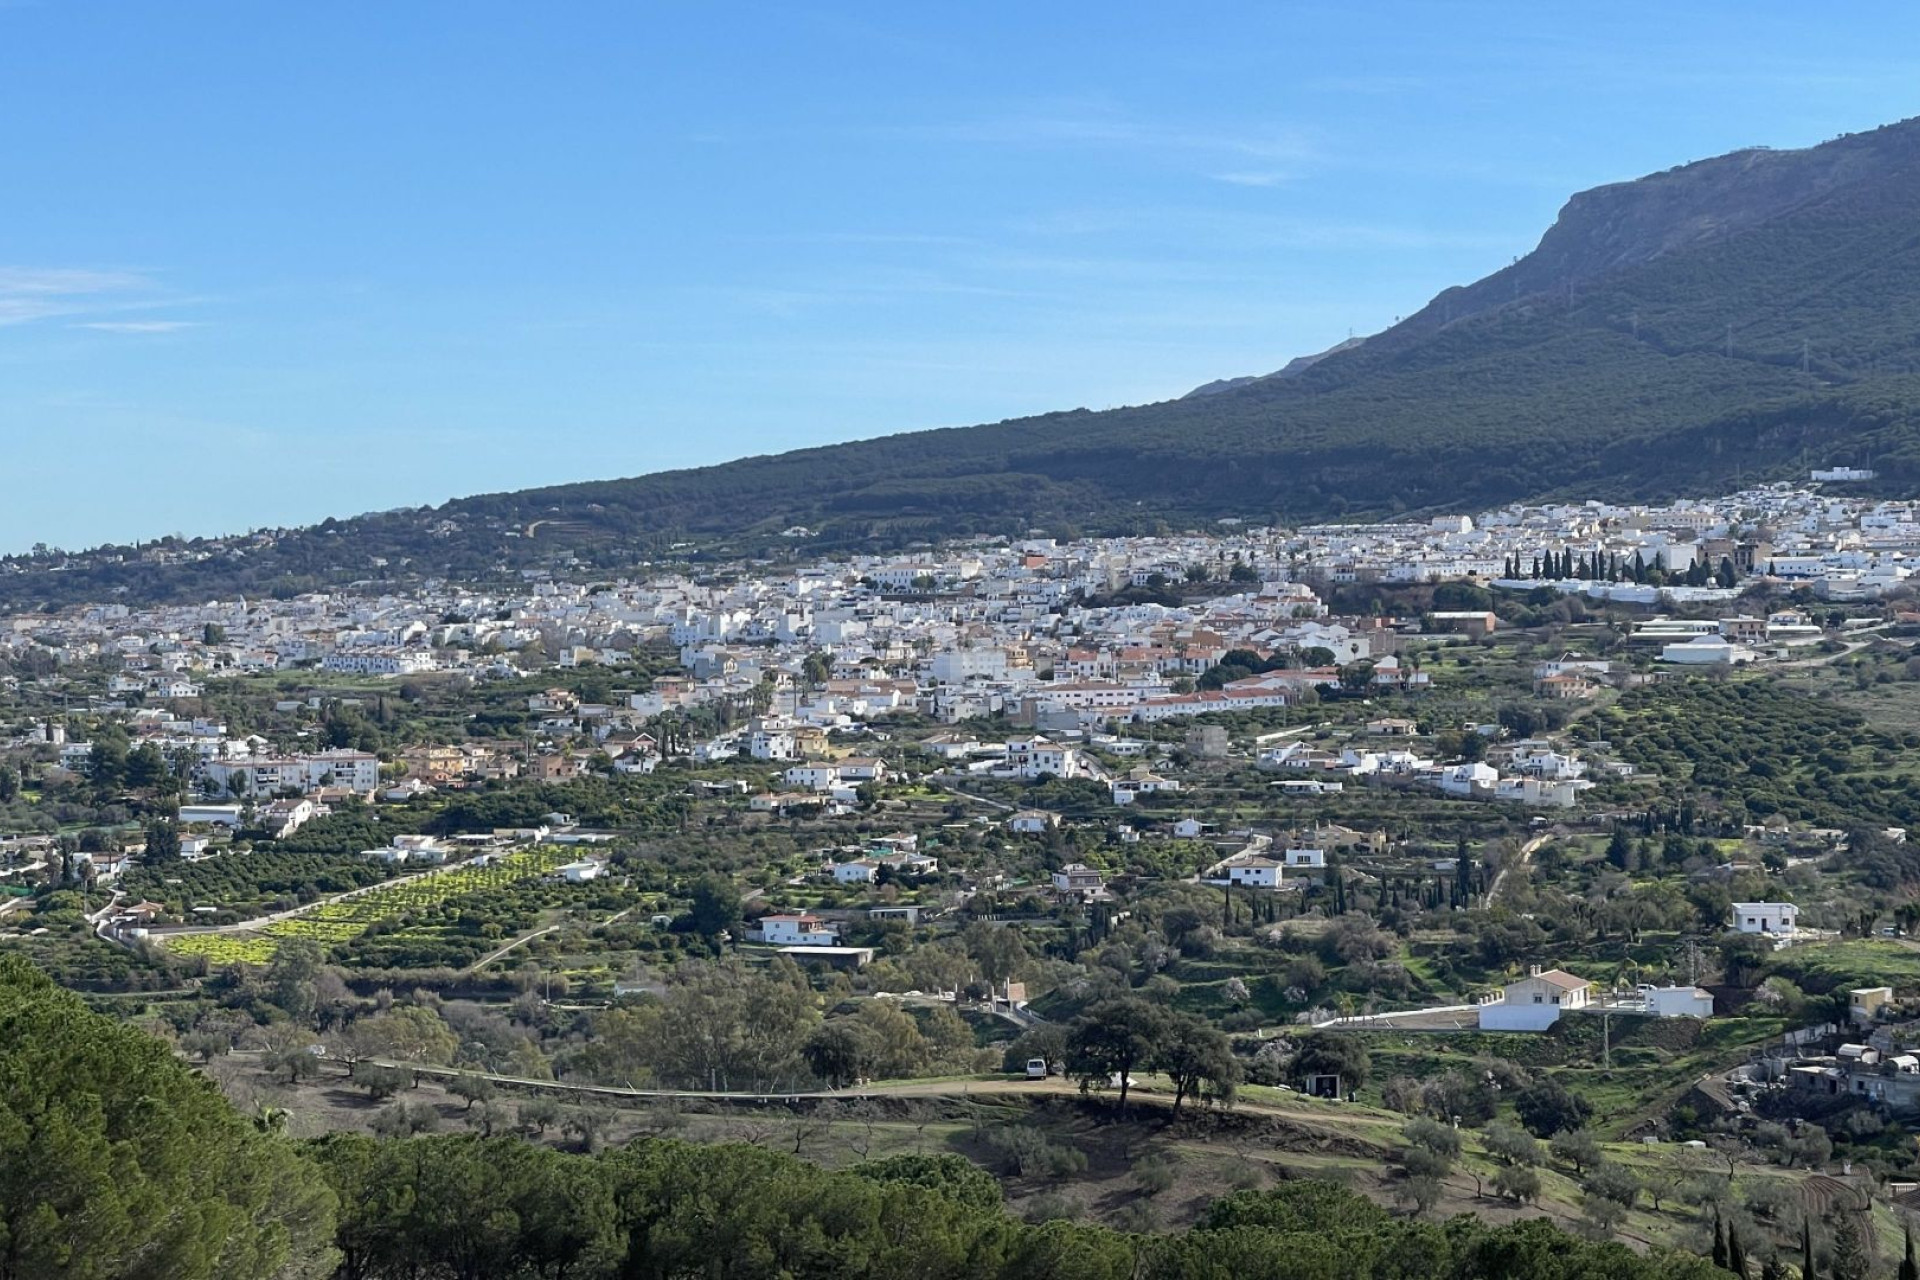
xmin=11 ymin=120 xmax=1920 ymax=605
xmin=0 ymin=955 xmax=1730 ymax=1280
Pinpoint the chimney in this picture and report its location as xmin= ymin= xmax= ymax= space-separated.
xmin=1528 ymin=965 xmax=1542 ymax=977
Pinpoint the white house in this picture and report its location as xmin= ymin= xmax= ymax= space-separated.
xmin=178 ymin=804 xmax=244 ymax=827
xmin=1510 ymin=750 xmax=1585 ymax=780
xmin=1051 ymin=863 xmax=1106 ymax=895
xmin=1478 ymin=966 xmax=1592 ymax=1032
xmin=1732 ymin=901 xmax=1798 ymax=936
xmin=835 ymin=758 xmax=888 ymax=783
xmin=1225 ymin=859 xmax=1283 ymax=889
xmin=1439 ymin=762 xmax=1499 ymax=797
xmin=1282 ymin=848 xmax=1327 ymax=869
xmin=260 ymin=798 xmax=319 ymax=840
xmin=831 ymin=859 xmax=880 ymax=884
xmin=1004 ymin=738 xmax=1080 ymax=780
xmin=1494 ymin=777 xmax=1586 ymax=808
xmin=1644 ymin=985 xmax=1714 ymax=1019
xmin=749 ymin=728 xmax=797 ymax=761
xmin=1660 ymin=635 xmax=1756 ymax=666
xmin=757 ymin=914 xmax=840 ymax=946
xmin=1110 ymin=770 xmax=1179 ymax=806
xmin=1007 ymin=810 xmax=1060 ymax=835
xmin=784 ymin=763 xmax=841 ymax=792
xmin=304 ymin=748 xmax=381 ymax=791
xmin=320 ymin=649 xmax=436 ymax=677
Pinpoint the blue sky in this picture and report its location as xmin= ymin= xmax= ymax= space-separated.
xmin=4 ymin=3 xmax=1918 ymax=552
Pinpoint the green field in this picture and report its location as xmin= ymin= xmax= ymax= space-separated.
xmin=162 ymin=845 xmax=577 ymax=965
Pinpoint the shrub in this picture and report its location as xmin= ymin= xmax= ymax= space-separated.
xmin=1492 ymin=1164 xmax=1541 ymax=1203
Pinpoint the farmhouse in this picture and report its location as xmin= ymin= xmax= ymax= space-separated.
xmin=1478 ymin=966 xmax=1592 ymax=1031
xmin=1732 ymin=901 xmax=1798 ymax=936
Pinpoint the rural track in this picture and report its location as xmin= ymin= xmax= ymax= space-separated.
xmin=463 ymin=924 xmax=563 ymax=976
xmin=1487 ymin=833 xmax=1552 ymax=904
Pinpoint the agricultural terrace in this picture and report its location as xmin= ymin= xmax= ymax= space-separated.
xmin=161 ymin=845 xmax=578 ymax=966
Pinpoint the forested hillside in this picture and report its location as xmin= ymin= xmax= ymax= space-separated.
xmin=0 ymin=956 xmax=1730 ymax=1279
xmin=11 ymin=118 xmax=1920 ymax=605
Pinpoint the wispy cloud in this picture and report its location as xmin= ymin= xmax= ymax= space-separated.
xmin=875 ymin=101 xmax=1319 ymax=169
xmin=0 ymin=267 xmax=153 ymax=326
xmin=0 ymin=266 xmax=204 ymax=334
xmin=1212 ymin=170 xmax=1294 ymax=188
xmin=1007 ymin=205 xmax=1520 ymax=254
xmin=74 ymin=320 xmax=199 ymax=334
xmin=741 ymin=231 xmax=978 ymax=248
xmin=1298 ymin=74 xmax=1433 ymax=95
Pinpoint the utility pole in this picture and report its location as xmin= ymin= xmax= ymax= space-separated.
xmin=1602 ymin=1009 xmax=1612 ymax=1071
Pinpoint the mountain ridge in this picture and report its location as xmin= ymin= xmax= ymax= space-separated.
xmin=9 ymin=117 xmax=1920 ymax=606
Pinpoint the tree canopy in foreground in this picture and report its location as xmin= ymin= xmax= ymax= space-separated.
xmin=0 ymin=952 xmax=1731 ymax=1279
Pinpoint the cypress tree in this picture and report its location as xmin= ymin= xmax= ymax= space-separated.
xmin=1900 ymin=1224 xmax=1917 ymax=1280
xmin=1803 ymin=1218 xmax=1816 ymax=1280
xmin=1712 ymin=1213 xmax=1727 ymax=1270
xmin=1728 ymin=1221 xmax=1747 ymax=1277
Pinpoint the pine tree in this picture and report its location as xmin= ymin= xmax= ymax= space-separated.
xmin=1831 ymin=1211 xmax=1870 ymax=1280
xmin=1606 ymin=826 xmax=1633 ymax=871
